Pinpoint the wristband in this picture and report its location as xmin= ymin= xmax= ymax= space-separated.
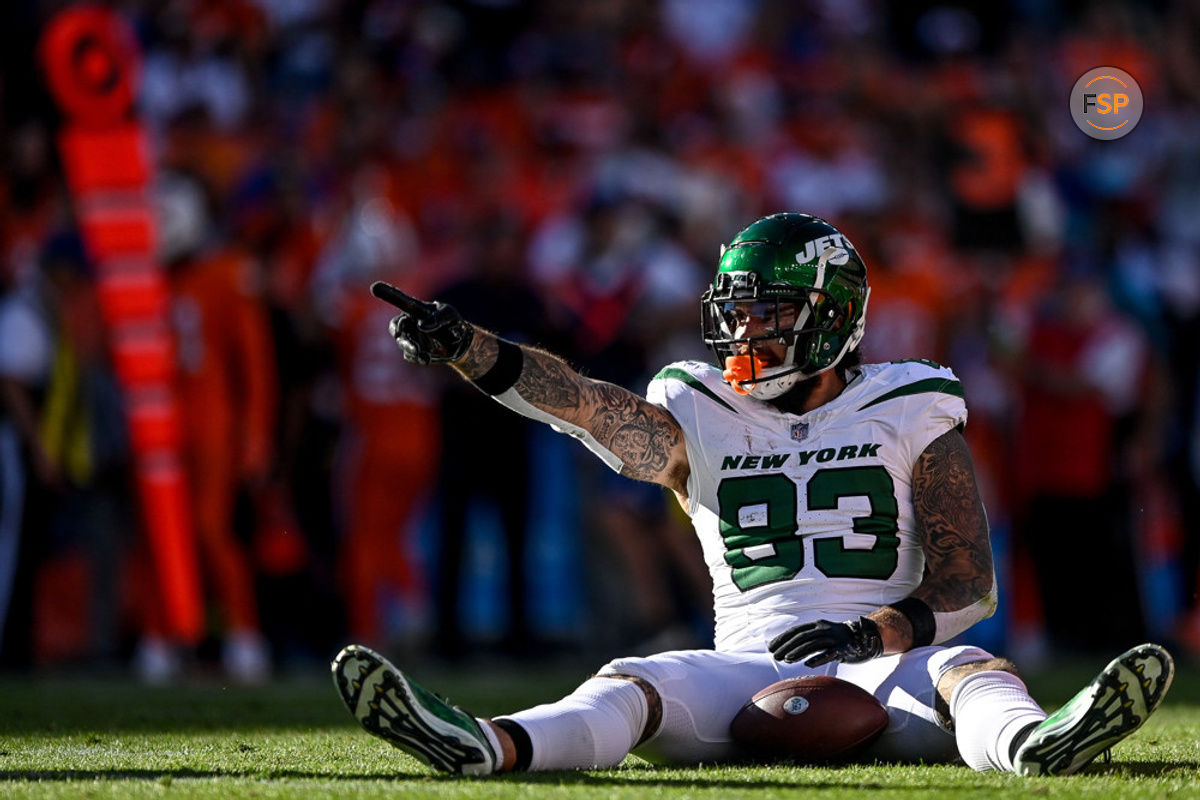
xmin=472 ymin=339 xmax=523 ymax=395
xmin=887 ymin=597 xmax=936 ymax=648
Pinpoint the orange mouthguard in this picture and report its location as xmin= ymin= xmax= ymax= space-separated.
xmin=724 ymin=355 xmax=772 ymax=395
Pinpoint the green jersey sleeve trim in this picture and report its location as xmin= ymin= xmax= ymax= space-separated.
xmin=857 ymin=377 xmax=964 ymax=411
xmin=654 ymin=366 xmax=738 ymax=413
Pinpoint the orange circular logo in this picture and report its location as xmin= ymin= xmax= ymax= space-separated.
xmin=1070 ymin=67 xmax=1143 ymax=140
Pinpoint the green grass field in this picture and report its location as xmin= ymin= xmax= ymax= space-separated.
xmin=1 ymin=657 xmax=1197 ymax=800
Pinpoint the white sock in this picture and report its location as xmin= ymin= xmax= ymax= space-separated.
xmin=495 ymin=677 xmax=648 ymax=770
xmin=950 ymin=669 xmax=1047 ymax=772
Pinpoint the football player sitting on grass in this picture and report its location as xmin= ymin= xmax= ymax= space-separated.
xmin=332 ymin=213 xmax=1173 ymax=776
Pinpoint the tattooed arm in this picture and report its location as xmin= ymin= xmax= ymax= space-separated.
xmin=452 ymin=328 xmax=692 ymax=497
xmin=869 ymin=428 xmax=997 ymax=653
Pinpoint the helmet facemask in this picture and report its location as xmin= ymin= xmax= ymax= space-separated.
xmin=702 ymin=271 xmax=867 ymax=399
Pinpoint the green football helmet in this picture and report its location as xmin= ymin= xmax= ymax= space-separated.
xmin=701 ymin=212 xmax=870 ymax=399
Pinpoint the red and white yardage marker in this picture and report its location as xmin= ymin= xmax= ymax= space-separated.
xmin=40 ymin=4 xmax=204 ymax=642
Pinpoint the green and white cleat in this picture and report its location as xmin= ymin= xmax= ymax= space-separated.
xmin=1013 ymin=643 xmax=1174 ymax=776
xmin=331 ymin=644 xmax=497 ymax=775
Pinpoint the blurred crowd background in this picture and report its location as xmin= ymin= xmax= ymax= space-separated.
xmin=1 ymin=0 xmax=1199 ymax=683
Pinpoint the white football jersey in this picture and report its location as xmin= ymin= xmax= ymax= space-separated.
xmin=646 ymin=359 xmax=969 ymax=653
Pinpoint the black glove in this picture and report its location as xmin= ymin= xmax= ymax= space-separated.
xmin=371 ymin=281 xmax=474 ymax=365
xmin=768 ymin=617 xmax=883 ymax=667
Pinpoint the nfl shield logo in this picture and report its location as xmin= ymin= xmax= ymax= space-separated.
xmin=790 ymin=422 xmax=809 ymax=442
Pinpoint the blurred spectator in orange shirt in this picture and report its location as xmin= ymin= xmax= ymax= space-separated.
xmin=142 ymin=170 xmax=277 ymax=683
xmin=312 ymin=164 xmax=439 ymax=649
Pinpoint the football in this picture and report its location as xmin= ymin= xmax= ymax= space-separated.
xmin=729 ymin=676 xmax=889 ymax=762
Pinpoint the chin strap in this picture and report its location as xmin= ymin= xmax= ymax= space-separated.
xmin=723 ymin=354 xmax=773 ymax=395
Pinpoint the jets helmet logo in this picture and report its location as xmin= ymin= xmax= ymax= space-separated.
xmin=794 ymin=233 xmax=854 ymax=266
